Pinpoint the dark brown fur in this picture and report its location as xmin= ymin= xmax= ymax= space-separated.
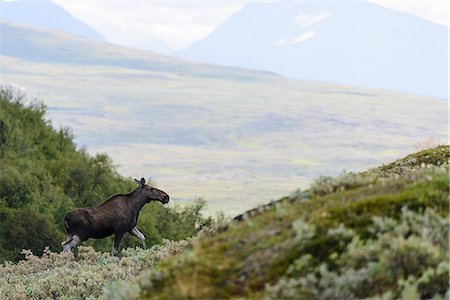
xmin=62 ymin=178 xmax=169 ymax=255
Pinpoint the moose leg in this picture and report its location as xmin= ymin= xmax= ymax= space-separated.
xmin=61 ymin=236 xmax=73 ymax=248
xmin=61 ymin=235 xmax=81 ymax=252
xmin=130 ymin=227 xmax=146 ymax=249
xmin=112 ymin=232 xmax=125 ymax=256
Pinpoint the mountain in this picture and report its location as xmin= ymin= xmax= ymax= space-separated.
xmin=0 ymin=0 xmax=105 ymax=41
xmin=125 ymin=37 xmax=174 ymax=55
xmin=0 ymin=20 xmax=278 ymax=81
xmin=0 ymin=21 xmax=446 ymax=216
xmin=176 ymin=1 xmax=448 ymax=99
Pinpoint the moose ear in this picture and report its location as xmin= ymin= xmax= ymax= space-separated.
xmin=140 ymin=178 xmax=146 ymax=185
xmin=134 ymin=178 xmax=142 ymax=186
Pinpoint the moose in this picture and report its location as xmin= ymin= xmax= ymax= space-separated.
xmin=61 ymin=178 xmax=169 ymax=255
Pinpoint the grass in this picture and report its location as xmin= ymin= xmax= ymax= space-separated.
xmin=99 ymin=145 xmax=448 ymax=299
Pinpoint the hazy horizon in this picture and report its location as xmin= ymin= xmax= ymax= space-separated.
xmin=0 ymin=0 xmax=448 ymax=215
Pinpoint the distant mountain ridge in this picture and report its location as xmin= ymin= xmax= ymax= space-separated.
xmin=0 ymin=0 xmax=105 ymax=41
xmin=176 ymin=1 xmax=448 ymax=99
xmin=0 ymin=20 xmax=279 ymax=81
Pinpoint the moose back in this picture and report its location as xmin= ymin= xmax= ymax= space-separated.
xmin=61 ymin=178 xmax=169 ymax=255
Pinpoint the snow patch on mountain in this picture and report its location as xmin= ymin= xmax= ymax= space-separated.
xmin=176 ymin=2 xmax=448 ymax=98
xmin=275 ymin=31 xmax=316 ymax=47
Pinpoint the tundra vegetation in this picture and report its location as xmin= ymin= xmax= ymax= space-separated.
xmin=105 ymin=145 xmax=448 ymax=300
xmin=0 ymin=88 xmax=448 ymax=299
xmin=0 ymin=88 xmax=215 ymax=262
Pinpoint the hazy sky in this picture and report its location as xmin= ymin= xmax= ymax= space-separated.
xmin=53 ymin=1 xmax=449 ymax=51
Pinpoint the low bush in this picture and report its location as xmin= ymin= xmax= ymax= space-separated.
xmin=264 ymin=207 xmax=449 ymax=300
xmin=0 ymin=241 xmax=188 ymax=299
xmin=120 ymin=148 xmax=448 ymax=299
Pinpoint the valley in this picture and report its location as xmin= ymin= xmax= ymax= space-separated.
xmin=0 ymin=21 xmax=446 ymax=215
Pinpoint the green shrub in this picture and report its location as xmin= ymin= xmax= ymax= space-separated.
xmin=0 ymin=240 xmax=191 ymax=299
xmin=0 ymin=87 xmax=215 ymax=261
xmin=265 ymin=207 xmax=449 ymax=299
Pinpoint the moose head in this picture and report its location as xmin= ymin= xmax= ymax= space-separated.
xmin=62 ymin=177 xmax=170 ymax=255
xmin=134 ymin=178 xmax=170 ymax=204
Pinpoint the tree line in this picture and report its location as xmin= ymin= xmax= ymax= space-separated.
xmin=0 ymin=87 xmax=213 ymax=261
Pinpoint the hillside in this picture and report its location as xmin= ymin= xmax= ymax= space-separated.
xmin=108 ymin=145 xmax=450 ymax=299
xmin=177 ymin=1 xmax=448 ymax=98
xmin=0 ymin=20 xmax=277 ymax=81
xmin=0 ymin=0 xmax=105 ymax=42
xmin=0 ymin=88 xmax=215 ymax=262
xmin=0 ymin=20 xmax=447 ymax=215
xmin=1 ymin=145 xmax=448 ymax=299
